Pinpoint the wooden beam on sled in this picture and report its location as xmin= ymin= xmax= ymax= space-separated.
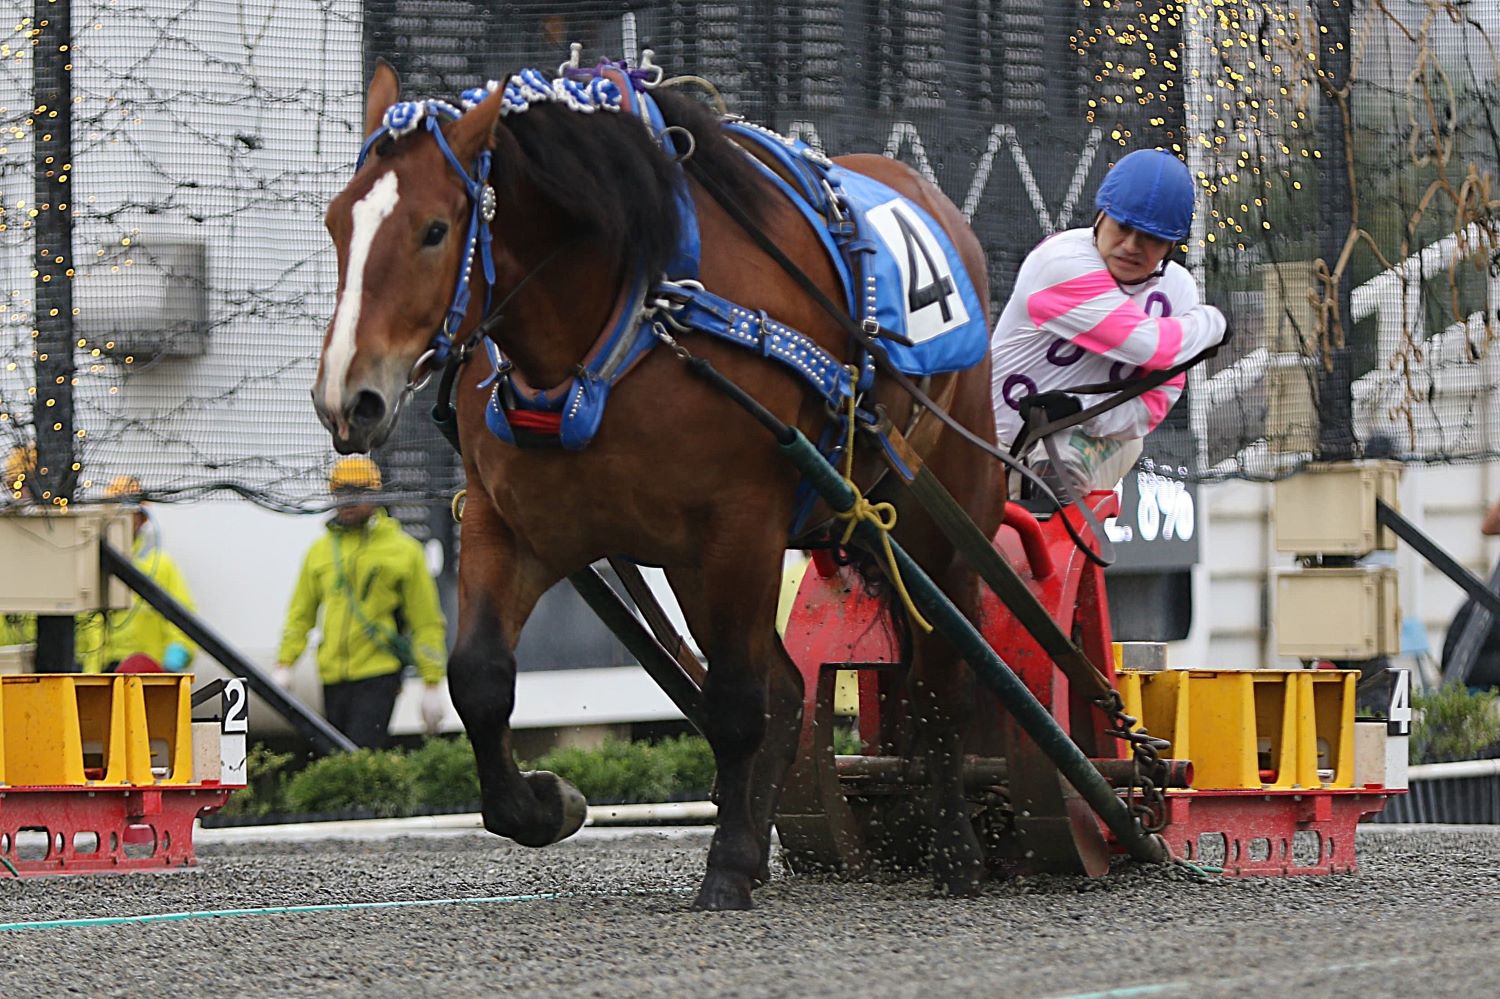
xmin=568 ymin=565 xmax=707 ymax=734
xmin=606 ymin=557 xmax=708 ymax=689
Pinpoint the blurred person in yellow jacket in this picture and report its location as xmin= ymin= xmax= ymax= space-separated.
xmin=1 ymin=445 xmax=40 ymax=652
xmin=76 ymin=475 xmax=199 ymax=673
xmin=0 ymin=454 xmax=196 ymax=672
xmin=273 ymin=457 xmax=447 ymax=748
xmin=3 ymin=442 xmax=37 ymax=505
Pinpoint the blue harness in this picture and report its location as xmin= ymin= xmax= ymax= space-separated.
xmin=362 ymin=63 xmax=987 ymax=523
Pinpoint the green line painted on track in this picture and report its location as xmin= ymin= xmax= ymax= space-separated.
xmin=0 ymin=887 xmax=696 ymax=933
xmin=1046 ymin=986 xmax=1182 ymax=999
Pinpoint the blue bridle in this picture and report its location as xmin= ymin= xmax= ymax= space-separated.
xmin=355 ymin=97 xmax=497 ymax=367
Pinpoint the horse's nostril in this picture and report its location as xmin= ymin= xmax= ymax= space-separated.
xmin=347 ymin=389 xmax=387 ymax=429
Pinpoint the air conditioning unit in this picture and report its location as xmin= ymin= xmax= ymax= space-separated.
xmin=1275 ymin=566 xmax=1401 ymax=660
xmin=0 ymin=507 xmax=133 ymax=613
xmin=74 ymin=240 xmax=209 ymax=359
xmin=1274 ymin=460 xmax=1401 ymax=556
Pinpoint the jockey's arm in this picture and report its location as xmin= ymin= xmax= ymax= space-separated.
xmin=1026 ymin=258 xmax=1225 ymax=371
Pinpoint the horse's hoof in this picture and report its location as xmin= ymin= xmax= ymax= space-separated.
xmin=931 ymin=825 xmax=985 ymax=897
xmin=751 ymin=860 xmax=772 ymax=888
xmin=518 ymin=770 xmax=588 ymax=846
xmin=932 ymin=867 xmax=984 ymax=898
xmin=691 ymin=875 xmax=754 ymax=912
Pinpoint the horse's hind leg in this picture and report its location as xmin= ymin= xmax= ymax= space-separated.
xmin=751 ymin=642 xmax=803 ymax=884
xmin=668 ymin=558 xmax=801 ymax=911
xmin=448 ymin=494 xmax=587 ymax=848
xmin=909 ymin=592 xmax=985 ymax=897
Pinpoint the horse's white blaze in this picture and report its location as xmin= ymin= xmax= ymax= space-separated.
xmin=324 ymin=171 xmax=401 ymax=417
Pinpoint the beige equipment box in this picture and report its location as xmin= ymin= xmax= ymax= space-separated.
xmin=1275 ymin=566 xmax=1401 ymax=660
xmin=1274 ymin=460 xmax=1401 ymax=556
xmin=0 ymin=507 xmax=133 ymax=613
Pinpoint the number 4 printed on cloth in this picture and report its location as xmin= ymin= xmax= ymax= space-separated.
xmin=865 ymin=199 xmax=970 ymax=344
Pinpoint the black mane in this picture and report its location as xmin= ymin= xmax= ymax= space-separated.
xmin=493 ymin=81 xmax=767 ymax=279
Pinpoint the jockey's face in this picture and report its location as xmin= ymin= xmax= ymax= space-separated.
xmin=1095 ymin=213 xmax=1174 ymax=284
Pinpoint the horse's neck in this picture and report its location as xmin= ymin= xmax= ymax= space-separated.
xmin=486 ymin=206 xmax=622 ymax=390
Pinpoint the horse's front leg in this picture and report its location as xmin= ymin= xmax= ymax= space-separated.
xmin=669 ymin=566 xmax=804 ymax=894
xmin=671 ymin=548 xmax=796 ymax=911
xmin=450 ymin=494 xmax=586 ymax=848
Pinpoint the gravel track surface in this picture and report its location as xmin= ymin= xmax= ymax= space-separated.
xmin=0 ymin=825 xmax=1496 ymax=997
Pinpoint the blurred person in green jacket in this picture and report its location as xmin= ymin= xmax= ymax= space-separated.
xmin=0 ymin=455 xmax=194 ymax=672
xmin=1 ymin=445 xmax=41 ymax=656
xmin=273 ymin=456 xmax=448 ymax=748
xmin=76 ymin=475 xmax=199 ymax=674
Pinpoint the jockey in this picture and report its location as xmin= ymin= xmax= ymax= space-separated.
xmin=990 ymin=148 xmax=1228 ymax=495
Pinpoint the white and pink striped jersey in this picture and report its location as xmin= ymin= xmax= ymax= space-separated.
xmin=990 ymin=227 xmax=1225 ymax=447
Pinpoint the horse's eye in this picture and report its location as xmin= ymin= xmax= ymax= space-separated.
xmin=422 ymin=221 xmax=449 ymax=247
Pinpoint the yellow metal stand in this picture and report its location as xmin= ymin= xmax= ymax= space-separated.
xmin=0 ymin=674 xmax=245 ymax=876
xmin=0 ymin=675 xmax=194 ymax=787
xmin=1117 ymin=668 xmax=1357 ymax=790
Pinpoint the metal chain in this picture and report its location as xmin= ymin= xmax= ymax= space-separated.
xmin=1095 ymin=689 xmax=1172 ymax=834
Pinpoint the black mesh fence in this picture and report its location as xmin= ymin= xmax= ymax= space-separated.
xmin=3 ymin=1 xmax=1500 ymax=520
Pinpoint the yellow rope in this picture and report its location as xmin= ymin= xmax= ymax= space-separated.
xmin=832 ymin=377 xmax=932 ymax=633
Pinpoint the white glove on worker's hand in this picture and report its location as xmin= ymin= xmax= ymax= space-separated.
xmin=271 ymin=664 xmax=295 ymax=693
xmin=421 ymin=684 xmax=448 ymax=736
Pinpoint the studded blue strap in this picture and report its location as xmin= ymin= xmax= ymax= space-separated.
xmin=659 ymin=283 xmax=857 ymax=410
xmin=484 ymin=270 xmax=656 ymax=452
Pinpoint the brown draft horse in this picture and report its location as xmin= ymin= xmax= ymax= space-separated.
xmin=314 ymin=62 xmax=1001 ymax=910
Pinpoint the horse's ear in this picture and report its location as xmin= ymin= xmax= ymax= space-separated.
xmin=445 ymin=84 xmax=505 ymax=164
xmin=365 ymin=58 xmax=401 ymax=138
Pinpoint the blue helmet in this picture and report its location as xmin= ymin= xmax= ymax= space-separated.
xmin=1094 ymin=149 xmax=1195 ymax=244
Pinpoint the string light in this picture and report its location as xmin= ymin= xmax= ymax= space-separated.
xmin=1 ymin=1 xmax=1498 ymax=489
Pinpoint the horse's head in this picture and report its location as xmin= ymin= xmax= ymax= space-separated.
xmin=315 ymin=61 xmax=505 ymax=453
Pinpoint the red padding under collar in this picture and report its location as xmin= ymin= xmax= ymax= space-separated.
xmin=508 ymin=410 xmax=563 ymax=435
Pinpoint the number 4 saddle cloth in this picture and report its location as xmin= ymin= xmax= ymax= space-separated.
xmin=723 ymin=121 xmax=989 ymax=377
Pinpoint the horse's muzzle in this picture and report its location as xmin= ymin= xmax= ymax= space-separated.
xmin=313 ymin=386 xmax=394 ymax=454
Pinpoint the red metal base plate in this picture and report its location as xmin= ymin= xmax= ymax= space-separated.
xmin=0 ymin=786 xmax=230 ymax=877
xmin=1147 ymin=789 xmax=1396 ymax=876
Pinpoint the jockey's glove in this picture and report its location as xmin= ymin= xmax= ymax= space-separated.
xmin=1018 ymin=391 xmax=1083 ymax=426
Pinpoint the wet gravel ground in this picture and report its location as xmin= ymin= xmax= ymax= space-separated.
xmin=0 ymin=825 xmax=1496 ymax=998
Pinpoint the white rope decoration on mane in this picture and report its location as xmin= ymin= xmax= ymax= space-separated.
xmin=462 ymin=68 xmax=625 ymax=118
xmin=379 ymin=98 xmax=464 ymax=139
xmin=376 ymin=69 xmax=625 ymax=144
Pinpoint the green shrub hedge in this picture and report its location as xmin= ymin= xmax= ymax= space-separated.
xmin=211 ymin=726 xmax=870 ymax=825
xmin=215 ymin=733 xmax=725 ymax=823
xmin=1412 ymin=684 xmax=1500 ymax=764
